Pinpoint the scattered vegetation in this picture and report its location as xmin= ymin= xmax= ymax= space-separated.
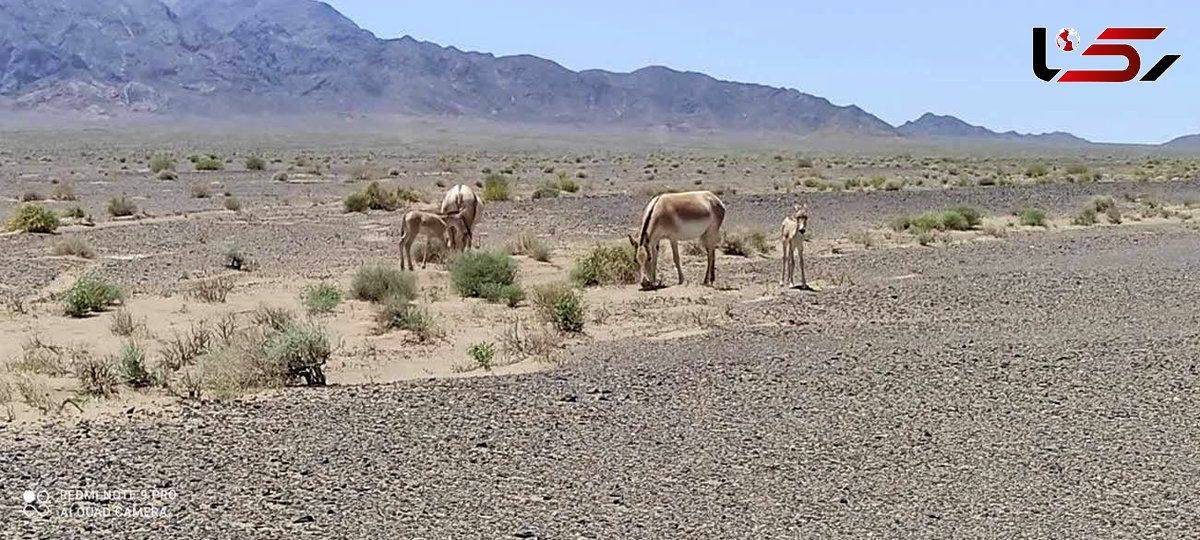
xmin=6 ymin=203 xmax=60 ymax=233
xmin=223 ymin=242 xmax=250 ymax=270
xmin=480 ymin=283 xmax=525 ymax=308
xmin=190 ymin=182 xmax=212 ymax=199
xmin=157 ymin=170 xmax=179 ymax=181
xmin=189 ymin=276 xmax=235 ymax=303
xmin=223 ymin=195 xmax=242 ymax=211
xmin=1019 ymin=208 xmax=1047 ymax=227
xmin=467 ymin=342 xmax=497 ymax=371
xmin=889 ymin=205 xmax=982 ymax=233
xmin=450 ymin=250 xmax=518 ymax=298
xmin=509 ymin=232 xmax=552 ymax=262
xmin=51 ymin=182 xmax=77 ymax=201
xmin=1025 ymin=164 xmax=1049 ymax=177
xmin=375 ymin=299 xmax=441 ymax=342
xmin=149 ymin=155 xmax=176 ymax=174
xmin=571 ymin=244 xmax=638 ymax=287
xmin=193 ymin=156 xmax=225 ymax=171
xmin=52 ymin=237 xmax=97 ymax=258
xmin=244 ymin=156 xmax=267 ymax=171
xmin=720 ymin=229 xmax=773 ymax=257
xmin=302 ymin=283 xmax=342 ymax=315
xmin=481 ymin=173 xmax=512 ymax=202
xmin=343 ymin=181 xmax=416 ymax=212
xmin=75 ymin=353 xmax=120 ymax=397
xmin=63 ymin=275 xmax=123 ymax=317
xmin=351 ymin=264 xmax=418 ymax=303
xmin=114 ymin=342 xmax=152 ymax=388
xmin=110 ymin=309 xmax=137 ymax=337
xmin=107 ymin=195 xmax=138 ymax=217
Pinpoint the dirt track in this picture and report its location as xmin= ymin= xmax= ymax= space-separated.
xmin=6 ymin=220 xmax=1200 ymax=538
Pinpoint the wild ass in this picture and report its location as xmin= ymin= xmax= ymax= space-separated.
xmin=780 ymin=203 xmax=809 ymax=288
xmin=398 ymin=209 xmax=470 ymax=271
xmin=440 ymin=184 xmax=481 ymax=247
xmin=627 ymin=191 xmax=726 ymax=289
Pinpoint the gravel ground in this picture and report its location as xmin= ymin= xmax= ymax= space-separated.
xmin=5 ymin=222 xmax=1200 ymax=538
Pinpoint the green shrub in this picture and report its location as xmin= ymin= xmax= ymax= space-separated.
xmin=149 ymin=155 xmax=175 ymax=174
xmin=344 ymin=191 xmax=369 ymax=213
xmin=272 ymin=171 xmax=289 ymax=182
xmin=890 ymin=207 xmax=979 ymax=233
xmin=62 ymin=205 xmax=86 ymax=219
xmin=570 ymin=244 xmax=638 ymax=287
xmin=115 ymin=342 xmax=152 ymax=388
xmin=796 ymin=157 xmax=814 ymax=168
xmin=244 ymin=156 xmax=266 ymax=171
xmin=721 ymin=229 xmax=773 ymax=256
xmin=467 ymin=342 xmax=496 ymax=371
xmin=1065 ymin=164 xmax=1089 ymax=175
xmin=531 ymin=282 xmax=574 ymax=321
xmin=52 ymin=237 xmax=96 ymax=258
xmin=194 ymin=156 xmax=224 ymax=171
xmin=6 ymin=203 xmax=60 ymax=233
xmin=1105 ymin=206 xmax=1123 ymax=224
xmin=351 ymin=264 xmax=417 ymax=303
xmin=107 ymin=195 xmax=137 ymax=217
xmin=190 ymin=182 xmax=212 ymax=199
xmin=450 ymin=250 xmax=518 ymax=298
xmin=156 ymin=170 xmax=178 ymax=181
xmin=555 ymin=173 xmax=580 ymax=193
xmin=262 ymin=321 xmax=331 ymax=386
xmin=363 ymin=181 xmax=399 ymax=210
xmin=222 ymin=242 xmax=250 ymax=270
xmin=252 ymin=305 xmax=296 ymax=332
xmin=509 ymin=233 xmax=552 ymax=262
xmin=947 ymin=204 xmax=982 ymax=228
xmin=1019 ymin=209 xmax=1047 ymax=227
xmin=482 ymin=173 xmax=512 ymax=202
xmin=1025 ymin=163 xmax=1049 ymax=177
xmin=63 ymin=275 xmax=123 ymax=317
xmin=224 ymin=195 xmax=242 ymax=211
xmin=480 ymin=283 xmax=525 ymax=308
xmin=375 ymin=299 xmax=440 ymax=341
xmin=302 ymin=283 xmax=342 ymax=315
xmin=51 ymin=182 xmax=76 ymax=201
xmin=552 ymin=293 xmax=586 ymax=333
xmin=1087 ymin=195 xmax=1116 ymax=213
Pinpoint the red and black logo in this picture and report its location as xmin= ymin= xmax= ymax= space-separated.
xmin=1033 ymin=27 xmax=1181 ymax=82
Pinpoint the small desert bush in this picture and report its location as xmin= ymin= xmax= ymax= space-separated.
xmin=51 ymin=182 xmax=76 ymax=201
xmin=482 ymin=173 xmax=512 ymax=202
xmin=343 ymin=191 xmax=369 ymax=213
xmin=509 ymin=232 xmax=552 ymax=262
xmin=252 ymin=305 xmax=296 ymax=332
xmin=62 ymin=205 xmax=86 ymax=219
xmin=52 ymin=237 xmax=95 ymax=258
xmin=190 ymin=182 xmax=212 ymax=199
xmin=555 ymin=172 xmax=580 ymax=193
xmin=193 ymin=156 xmax=224 ymax=171
xmin=721 ymin=229 xmax=773 ymax=257
xmin=14 ymin=336 xmax=75 ymax=376
xmin=110 ymin=309 xmax=136 ymax=337
xmin=1025 ymin=163 xmax=1049 ymax=177
xmin=1105 ymin=206 xmax=1123 ymax=224
xmin=395 ymin=187 xmax=423 ymax=203
xmin=349 ymin=164 xmax=375 ymax=181
xmin=149 ymin=155 xmax=175 ymax=173
xmin=157 ymin=170 xmax=179 ymax=181
xmin=1019 ymin=208 xmax=1047 ymax=227
xmin=362 ymin=181 xmax=398 ymax=210
xmin=1065 ymin=164 xmax=1089 ymax=175
xmin=261 ymin=321 xmax=331 ymax=386
xmin=480 ymin=283 xmax=525 ymax=308
xmin=115 ymin=342 xmax=152 ymax=388
xmin=530 ymin=282 xmax=574 ymax=321
xmin=551 ymin=292 xmax=586 ymax=333
xmin=223 ymin=195 xmax=242 ymax=211
xmin=450 ymin=250 xmax=518 ymax=298
xmin=532 ymin=182 xmax=560 ymax=199
xmin=467 ymin=342 xmax=496 ymax=371
xmin=1073 ymin=207 xmax=1098 ymax=226
xmin=244 ymin=156 xmax=266 ymax=171
xmin=20 ymin=191 xmax=44 ymax=202
xmin=375 ymin=299 xmax=440 ymax=341
xmin=63 ymin=275 xmax=123 ymax=317
xmin=189 ymin=276 xmax=235 ymax=303
xmin=571 ymin=244 xmax=638 ymax=287
xmin=889 ymin=206 xmax=980 ymax=233
xmin=76 ymin=353 xmax=120 ymax=397
xmin=302 ymin=283 xmax=342 ymax=315
xmin=641 ymin=185 xmax=678 ymax=198
xmin=107 ymin=195 xmax=137 ymax=217
xmin=1087 ymin=195 xmax=1117 ymax=213
xmin=6 ymin=203 xmax=60 ymax=233
xmin=271 ymin=171 xmax=289 ymax=182
xmin=160 ymin=323 xmax=214 ymax=371
xmin=351 ymin=264 xmax=417 ymax=303
xmin=222 ymin=242 xmax=250 ymax=270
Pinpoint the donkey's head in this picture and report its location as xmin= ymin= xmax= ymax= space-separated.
xmin=792 ymin=203 xmax=809 ymax=235
xmin=627 ymin=234 xmax=656 ymax=289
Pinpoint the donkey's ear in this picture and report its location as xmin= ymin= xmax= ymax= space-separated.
xmin=627 ymin=234 xmax=638 ymax=248
xmin=793 ymin=203 xmax=803 ymax=212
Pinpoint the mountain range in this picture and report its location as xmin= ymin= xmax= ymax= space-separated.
xmin=0 ymin=0 xmax=1195 ymax=147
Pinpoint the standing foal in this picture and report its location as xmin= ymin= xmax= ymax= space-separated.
xmin=780 ymin=203 xmax=809 ymax=288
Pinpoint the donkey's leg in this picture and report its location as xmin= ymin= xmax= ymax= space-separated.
xmin=399 ymin=236 xmax=412 ymax=271
xmin=671 ymin=240 xmax=684 ymax=285
xmin=798 ymin=238 xmax=807 ymax=288
xmin=701 ymin=228 xmax=720 ymax=286
xmin=780 ymin=238 xmax=790 ymax=287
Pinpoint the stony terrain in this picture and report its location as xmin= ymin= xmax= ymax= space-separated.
xmin=3 ymin=140 xmax=1200 ymax=537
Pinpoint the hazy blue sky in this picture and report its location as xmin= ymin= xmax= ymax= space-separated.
xmin=324 ymin=0 xmax=1198 ymax=144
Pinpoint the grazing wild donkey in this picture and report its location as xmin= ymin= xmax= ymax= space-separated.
xmin=627 ymin=191 xmax=726 ymax=289
xmin=780 ymin=203 xmax=809 ymax=288
xmin=398 ymin=209 xmax=470 ymax=270
xmin=440 ymin=184 xmax=481 ymax=247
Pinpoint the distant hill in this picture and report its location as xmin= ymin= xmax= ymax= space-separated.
xmin=1163 ymin=134 xmax=1200 ymax=149
xmin=899 ymin=112 xmax=1091 ymax=145
xmin=0 ymin=0 xmax=895 ymax=136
